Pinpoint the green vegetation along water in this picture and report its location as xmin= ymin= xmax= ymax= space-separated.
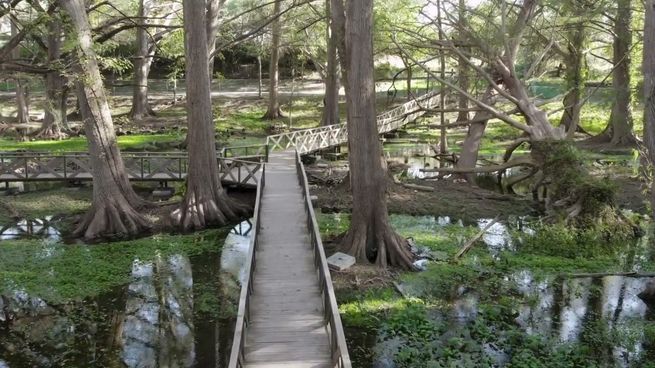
xmin=0 ymin=218 xmax=254 ymax=367
xmin=320 ymin=213 xmax=655 ymax=368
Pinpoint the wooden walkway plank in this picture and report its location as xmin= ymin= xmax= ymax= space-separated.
xmin=242 ymin=151 xmax=332 ymax=368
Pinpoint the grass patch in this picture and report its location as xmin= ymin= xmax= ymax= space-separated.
xmin=0 ymin=229 xmax=227 ymax=304
xmin=0 ymin=187 xmax=91 ymax=222
xmin=0 ymin=134 xmax=182 ymax=152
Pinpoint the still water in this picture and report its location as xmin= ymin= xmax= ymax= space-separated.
xmin=0 ymin=221 xmax=253 ymax=368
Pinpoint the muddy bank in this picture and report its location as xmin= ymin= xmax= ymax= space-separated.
xmin=312 ymin=176 xmax=535 ymax=222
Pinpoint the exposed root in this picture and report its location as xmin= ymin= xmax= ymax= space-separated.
xmin=421 ymin=157 xmax=537 ymax=174
xmin=261 ymin=108 xmax=286 ymax=120
xmin=171 ymin=189 xmax=249 ymax=231
xmin=341 ymin=221 xmax=415 ymax=270
xmin=129 ymin=105 xmax=157 ymax=121
xmin=74 ymin=200 xmax=151 ymax=242
xmin=31 ymin=125 xmax=67 ymax=140
xmin=505 ymin=167 xmax=539 ymax=195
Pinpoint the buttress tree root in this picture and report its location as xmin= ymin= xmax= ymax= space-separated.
xmin=74 ymin=198 xmax=151 ymax=241
xmin=341 ymin=217 xmax=415 ymax=270
xmin=171 ymin=186 xmax=249 ymax=232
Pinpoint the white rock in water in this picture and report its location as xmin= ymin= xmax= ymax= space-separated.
xmin=327 ymin=252 xmax=356 ymax=271
xmin=413 ymin=259 xmax=429 ymax=271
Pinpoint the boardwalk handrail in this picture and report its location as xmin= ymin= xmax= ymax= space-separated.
xmin=266 ymin=90 xmax=442 ymax=154
xmin=295 ymin=150 xmax=352 ymax=368
xmin=228 ymin=164 xmax=265 ymax=368
xmin=220 ymin=144 xmax=269 ymax=161
xmin=0 ymin=151 xmax=265 ymax=187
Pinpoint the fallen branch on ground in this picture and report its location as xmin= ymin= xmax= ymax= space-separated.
xmin=421 ymin=158 xmax=536 ymax=173
xmin=392 ymin=177 xmax=435 ymax=192
xmin=454 ymin=216 xmax=500 ymax=260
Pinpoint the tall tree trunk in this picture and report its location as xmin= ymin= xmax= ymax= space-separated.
xmin=60 ymin=0 xmax=150 ymax=241
xmin=643 ymin=0 xmax=655 ymax=219
xmin=341 ymin=0 xmax=413 ymax=269
xmin=257 ymin=54 xmax=263 ymax=98
xmin=602 ymin=0 xmax=636 ymax=145
xmin=14 ymin=79 xmax=29 ymax=125
xmin=38 ymin=17 xmax=66 ymax=138
xmin=457 ymin=87 xmax=494 ymax=183
xmin=321 ymin=0 xmax=339 ymax=126
xmin=330 ymin=0 xmax=348 ymax=98
xmin=456 ymin=0 xmax=470 ymax=122
xmin=11 ymin=22 xmax=29 ymax=127
xmin=262 ymin=0 xmax=284 ymax=119
xmin=130 ymin=0 xmax=155 ymax=121
xmin=406 ymin=63 xmax=412 ymax=101
xmin=172 ymin=0 xmax=246 ymax=230
xmin=206 ymin=0 xmax=225 ymax=77
xmin=559 ymin=12 xmax=586 ymax=137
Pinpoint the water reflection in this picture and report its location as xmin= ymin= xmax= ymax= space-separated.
xmin=477 ymin=218 xmax=514 ymax=257
xmin=0 ymin=217 xmax=61 ymax=242
xmin=221 ymin=220 xmax=252 ymax=284
xmin=0 ymin=221 xmax=249 ymax=367
xmin=512 ymin=271 xmax=655 ymax=366
xmin=428 ymin=271 xmax=654 ymax=366
xmin=122 ymin=255 xmax=195 ymax=368
xmin=383 ymin=142 xmax=534 ymax=193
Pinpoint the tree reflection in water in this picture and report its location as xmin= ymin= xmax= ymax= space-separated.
xmin=122 ymin=254 xmax=195 ymax=368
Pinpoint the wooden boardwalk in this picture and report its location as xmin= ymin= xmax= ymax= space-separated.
xmin=244 ymin=151 xmax=331 ymax=367
xmin=229 ymin=150 xmax=350 ymax=368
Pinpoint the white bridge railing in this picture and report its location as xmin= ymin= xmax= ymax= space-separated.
xmin=266 ymin=90 xmax=442 ymax=154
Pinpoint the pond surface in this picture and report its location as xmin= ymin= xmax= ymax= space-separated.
xmin=449 ymin=271 xmax=655 ymax=367
xmin=0 ymin=221 xmax=253 ymax=368
xmin=382 ymin=141 xmax=534 ymax=194
xmin=332 ymin=214 xmax=654 ymax=367
xmin=0 ymin=216 xmax=62 ymax=242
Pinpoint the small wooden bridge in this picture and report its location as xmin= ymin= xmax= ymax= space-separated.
xmin=0 ymin=145 xmax=267 ymax=189
xmin=266 ymin=90 xmax=441 ymax=154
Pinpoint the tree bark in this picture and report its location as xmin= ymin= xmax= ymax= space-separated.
xmin=262 ymin=0 xmax=284 ymax=119
xmin=602 ymin=0 xmax=636 ymax=145
xmin=643 ymin=0 xmax=655 ymax=219
xmin=456 ymin=0 xmax=469 ymax=123
xmin=60 ymin=0 xmax=151 ymax=241
xmin=457 ymin=87 xmax=494 ymax=183
xmin=130 ymin=0 xmax=155 ymax=121
xmin=257 ymin=54 xmax=263 ymax=98
xmin=11 ymin=21 xmax=29 ymax=127
xmin=341 ymin=0 xmax=413 ymax=269
xmin=206 ymin=0 xmax=226 ymax=76
xmin=172 ymin=0 xmax=247 ymax=230
xmin=321 ymin=0 xmax=339 ymax=126
xmin=38 ymin=17 xmax=67 ymax=139
xmin=330 ymin=0 xmax=348 ymax=99
xmin=14 ymin=79 xmax=29 ymax=125
xmin=559 ymin=7 xmax=586 ymax=137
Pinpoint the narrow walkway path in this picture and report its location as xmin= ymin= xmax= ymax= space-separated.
xmin=243 ymin=150 xmax=331 ymax=367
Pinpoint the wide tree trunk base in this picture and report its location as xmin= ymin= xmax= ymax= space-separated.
xmin=583 ymin=132 xmax=639 ymax=148
xmin=171 ymin=189 xmax=248 ymax=232
xmin=341 ymin=222 xmax=415 ymax=270
xmin=262 ymin=108 xmax=286 ymax=120
xmin=129 ymin=106 xmax=157 ymax=122
xmin=75 ymin=201 xmax=151 ymax=241
xmin=32 ymin=125 xmax=67 ymax=140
